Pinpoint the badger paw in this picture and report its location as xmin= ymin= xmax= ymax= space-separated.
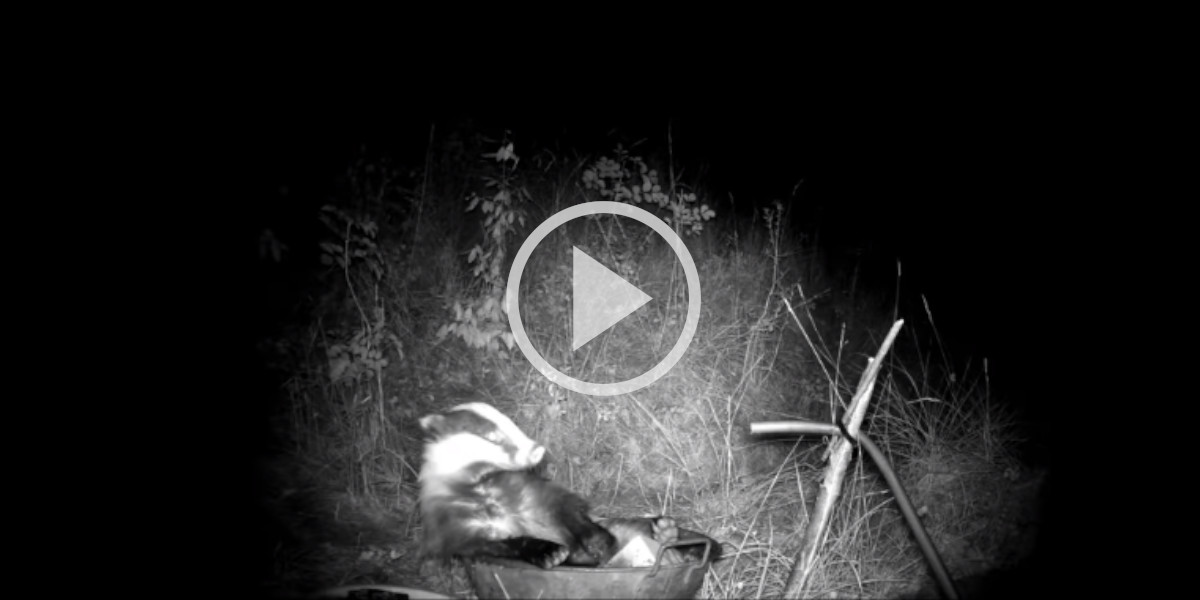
xmin=533 ymin=543 xmax=572 ymax=569
xmin=568 ymin=525 xmax=617 ymax=566
xmin=650 ymin=516 xmax=680 ymax=544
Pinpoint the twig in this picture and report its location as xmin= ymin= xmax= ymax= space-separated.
xmin=781 ymin=320 xmax=904 ymax=599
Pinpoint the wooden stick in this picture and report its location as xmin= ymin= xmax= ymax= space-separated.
xmin=782 ymin=320 xmax=904 ymax=599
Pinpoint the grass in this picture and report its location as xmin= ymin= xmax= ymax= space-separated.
xmin=253 ymin=129 xmax=1047 ymax=599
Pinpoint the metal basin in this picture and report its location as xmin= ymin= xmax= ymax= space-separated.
xmin=467 ymin=529 xmax=716 ymax=599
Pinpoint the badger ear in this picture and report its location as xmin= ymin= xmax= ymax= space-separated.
xmin=419 ymin=413 xmax=444 ymax=433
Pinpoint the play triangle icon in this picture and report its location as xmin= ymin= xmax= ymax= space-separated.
xmin=572 ymin=246 xmax=652 ymax=351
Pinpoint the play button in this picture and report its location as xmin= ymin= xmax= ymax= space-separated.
xmin=507 ymin=201 xmax=701 ymax=396
xmin=572 ymin=247 xmax=652 ymax=351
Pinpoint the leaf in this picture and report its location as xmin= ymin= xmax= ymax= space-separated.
xmin=328 ymin=357 xmax=349 ymax=382
xmin=495 ymin=143 xmax=514 ymax=162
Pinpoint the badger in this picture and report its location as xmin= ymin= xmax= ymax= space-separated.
xmin=417 ymin=402 xmax=616 ymax=568
xmin=417 ymin=402 xmax=720 ymax=569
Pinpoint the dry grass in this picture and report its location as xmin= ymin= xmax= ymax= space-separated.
xmin=255 ymin=137 xmax=1046 ymax=598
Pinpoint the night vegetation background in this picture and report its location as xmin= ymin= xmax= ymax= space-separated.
xmin=224 ymin=82 xmax=1061 ymax=598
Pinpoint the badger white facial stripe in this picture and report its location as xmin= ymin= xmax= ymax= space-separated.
xmin=451 ymin=402 xmax=532 ymax=445
xmin=451 ymin=402 xmax=545 ymax=467
xmin=421 ymin=433 xmax=515 ymax=480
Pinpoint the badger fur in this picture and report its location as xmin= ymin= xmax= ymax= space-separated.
xmin=417 ymin=402 xmax=616 ymax=568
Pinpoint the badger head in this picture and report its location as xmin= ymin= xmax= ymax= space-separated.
xmin=418 ymin=402 xmax=546 ymax=490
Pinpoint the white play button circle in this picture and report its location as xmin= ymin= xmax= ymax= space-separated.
xmin=571 ymin=247 xmax=652 ymax=351
xmin=506 ymin=201 xmax=701 ymax=396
